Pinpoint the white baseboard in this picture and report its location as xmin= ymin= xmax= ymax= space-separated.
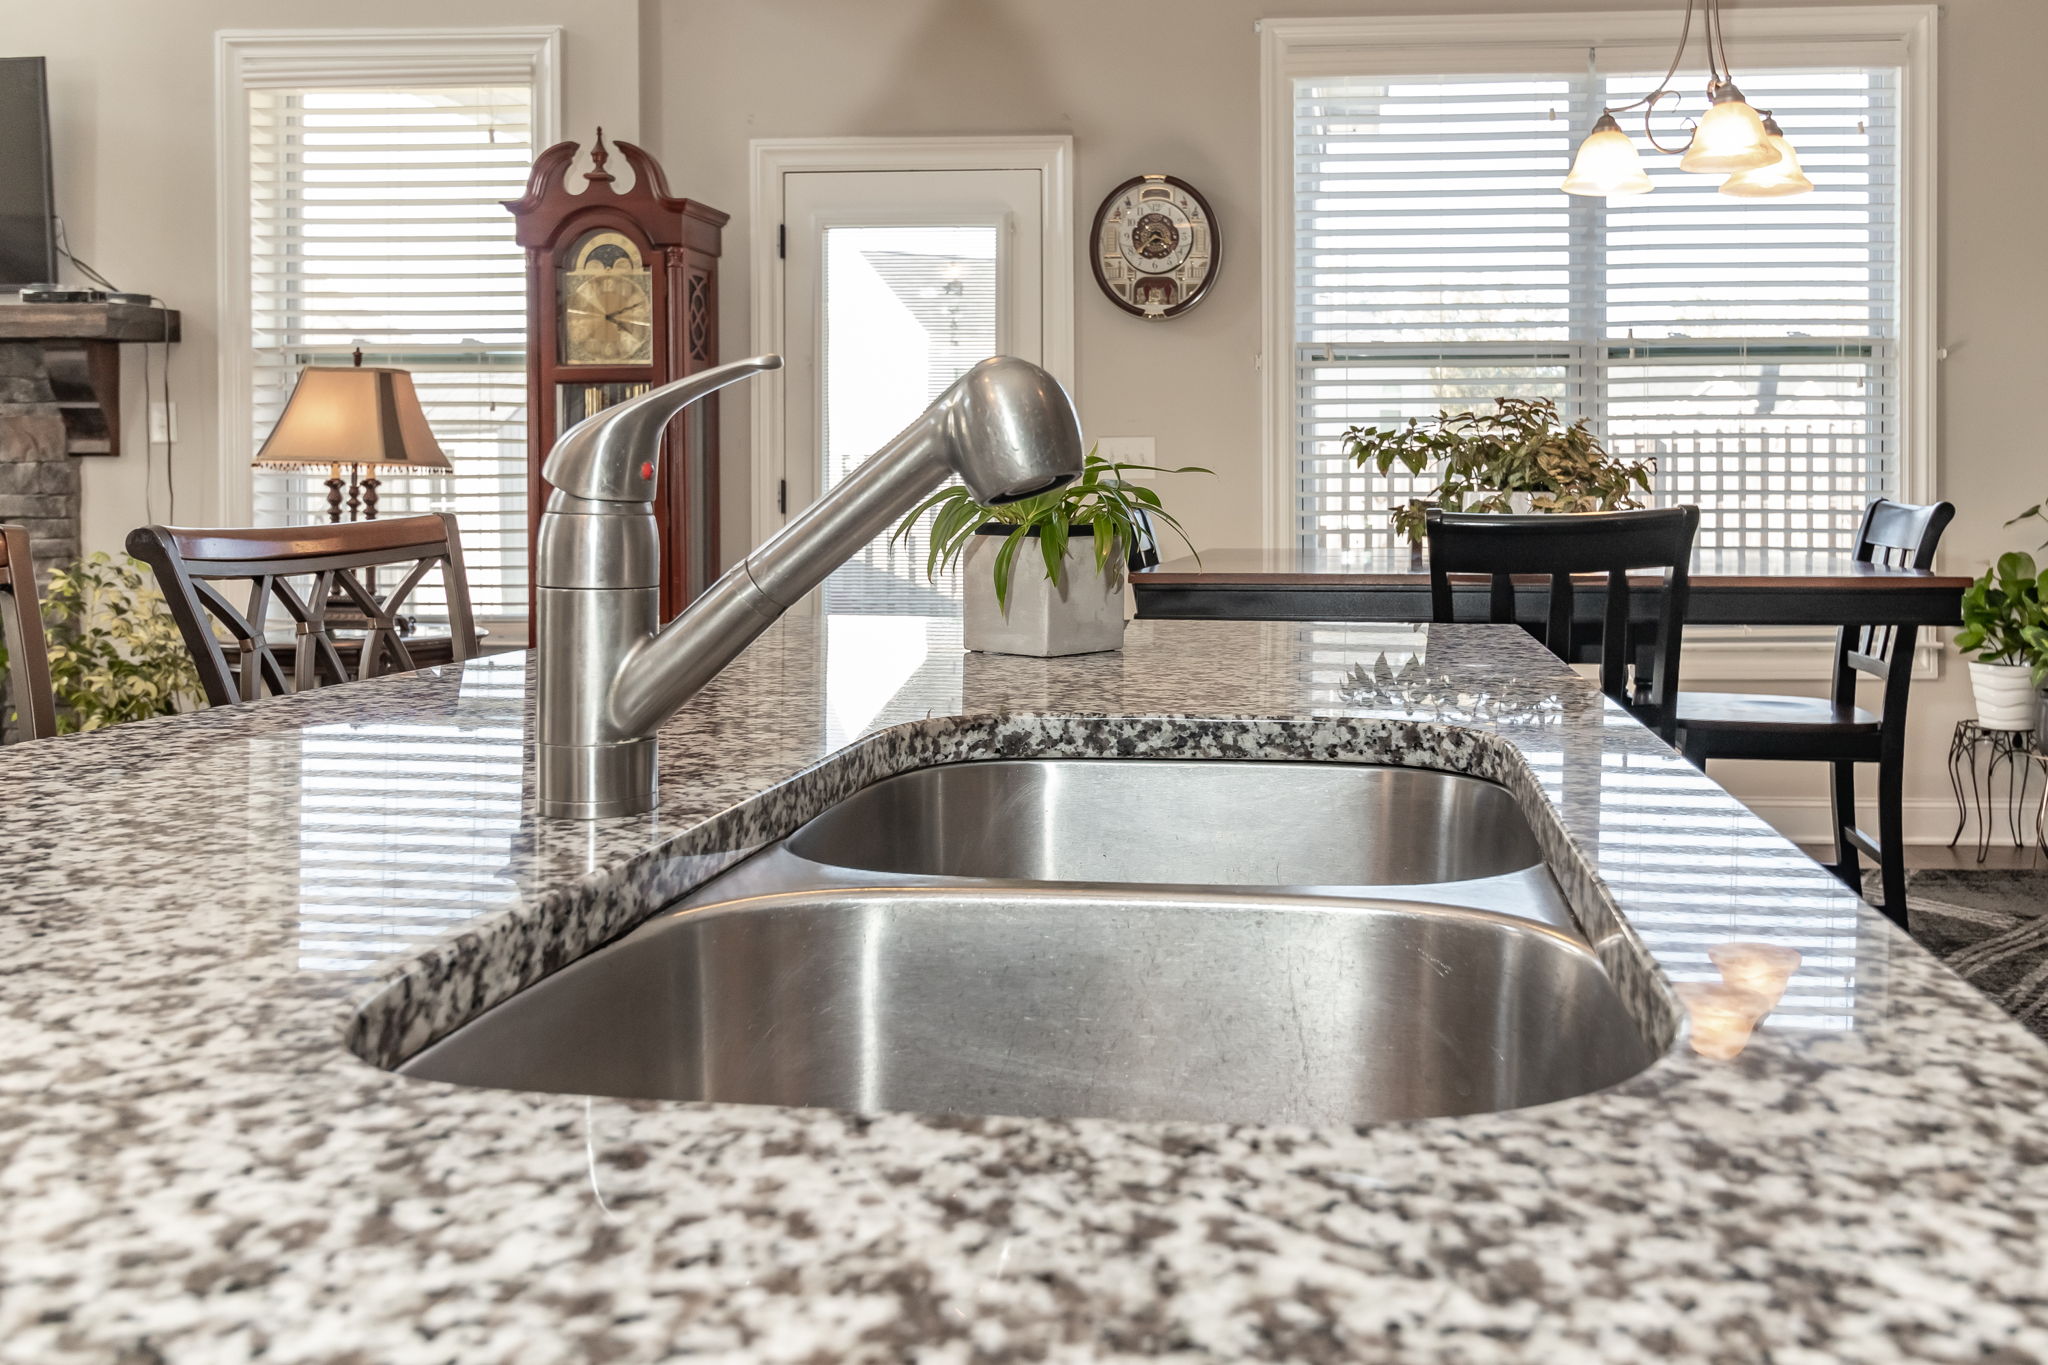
xmin=1738 ymin=795 xmax=2021 ymax=849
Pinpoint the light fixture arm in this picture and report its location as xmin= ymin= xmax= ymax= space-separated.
xmin=1639 ymin=88 xmax=1695 ymax=156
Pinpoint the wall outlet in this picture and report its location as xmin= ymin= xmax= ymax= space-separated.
xmin=1094 ymin=435 xmax=1155 ymax=476
xmin=148 ymin=402 xmax=178 ymax=444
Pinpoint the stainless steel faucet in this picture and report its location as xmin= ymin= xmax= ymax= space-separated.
xmin=534 ymin=353 xmax=1085 ymax=818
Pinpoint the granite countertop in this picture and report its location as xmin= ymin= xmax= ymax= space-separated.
xmin=1 ymin=616 xmax=2044 ymax=1363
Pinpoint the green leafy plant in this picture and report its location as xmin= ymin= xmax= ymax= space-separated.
xmin=0 ymin=553 xmax=203 ymax=734
xmin=1340 ymin=397 xmax=1656 ymax=545
xmin=2006 ymin=500 xmax=2048 ymax=547
xmin=894 ymin=449 xmax=1209 ymax=611
xmin=1953 ymin=551 xmax=2048 ymax=685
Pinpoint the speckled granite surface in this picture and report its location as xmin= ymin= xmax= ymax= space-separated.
xmin=2 ymin=617 xmax=2044 ymax=1364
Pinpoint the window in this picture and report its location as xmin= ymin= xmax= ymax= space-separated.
xmin=220 ymin=30 xmax=560 ymax=623
xmin=1264 ymin=11 xmax=1934 ymax=561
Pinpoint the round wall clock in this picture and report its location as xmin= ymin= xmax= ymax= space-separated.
xmin=1090 ymin=174 xmax=1220 ymax=320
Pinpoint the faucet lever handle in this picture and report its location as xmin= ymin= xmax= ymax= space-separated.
xmin=541 ymin=354 xmax=783 ymax=503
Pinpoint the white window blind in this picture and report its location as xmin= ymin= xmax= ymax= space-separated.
xmin=248 ymin=82 xmax=533 ymax=620
xmin=1293 ymin=61 xmax=1900 ymax=556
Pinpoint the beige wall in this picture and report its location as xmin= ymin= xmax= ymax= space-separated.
xmin=10 ymin=1 xmax=2046 ymax=845
xmin=649 ymin=0 xmax=2048 ymax=845
xmin=2 ymin=0 xmax=640 ymax=558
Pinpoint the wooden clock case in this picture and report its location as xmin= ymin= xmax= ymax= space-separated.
xmin=505 ymin=132 xmax=727 ymax=625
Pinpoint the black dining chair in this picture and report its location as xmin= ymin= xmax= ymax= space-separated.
xmin=1674 ymin=499 xmax=1956 ymax=930
xmin=1425 ymin=506 xmax=1700 ymax=740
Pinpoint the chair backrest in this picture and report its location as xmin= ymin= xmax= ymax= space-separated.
xmin=1425 ymin=505 xmax=1700 ymax=738
xmin=1837 ymin=498 xmax=1957 ymax=714
xmin=127 ymin=514 xmax=477 ymax=709
xmin=0 ymin=524 xmax=56 ymax=741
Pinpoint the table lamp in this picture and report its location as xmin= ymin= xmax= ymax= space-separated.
xmin=253 ymin=351 xmax=451 ymax=521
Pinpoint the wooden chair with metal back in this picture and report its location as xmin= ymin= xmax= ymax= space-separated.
xmin=0 ymin=524 xmax=56 ymax=741
xmin=1425 ymin=506 xmax=1701 ymax=741
xmin=126 ymin=514 xmax=477 ymax=708
xmin=1675 ymin=499 xmax=1956 ymax=929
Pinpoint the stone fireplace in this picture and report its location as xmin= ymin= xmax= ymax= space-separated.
xmin=0 ymin=341 xmax=80 ymax=589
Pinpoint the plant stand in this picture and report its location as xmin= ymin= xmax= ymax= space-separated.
xmin=1946 ymin=720 xmax=2047 ymax=859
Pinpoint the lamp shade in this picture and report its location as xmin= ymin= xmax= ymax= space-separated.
xmin=1719 ymin=114 xmax=1814 ymax=197
xmin=1679 ymin=86 xmax=1782 ymax=174
xmin=253 ymin=366 xmax=451 ymax=471
xmin=1561 ymin=113 xmax=1654 ymax=196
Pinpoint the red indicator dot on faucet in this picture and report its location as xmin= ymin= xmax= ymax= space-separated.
xmin=640 ymin=461 xmax=654 ymax=481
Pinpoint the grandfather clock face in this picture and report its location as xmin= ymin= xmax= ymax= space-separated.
xmin=558 ymin=230 xmax=654 ymax=366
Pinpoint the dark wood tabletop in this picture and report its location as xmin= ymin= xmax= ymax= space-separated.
xmin=1132 ymin=547 xmax=1973 ymax=628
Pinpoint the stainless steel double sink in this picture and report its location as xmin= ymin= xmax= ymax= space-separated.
xmin=401 ymin=760 xmax=1656 ymax=1126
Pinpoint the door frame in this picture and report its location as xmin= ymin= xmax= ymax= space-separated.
xmin=747 ymin=135 xmax=1075 ymax=549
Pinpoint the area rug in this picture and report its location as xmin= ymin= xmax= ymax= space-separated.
xmin=1901 ymin=869 xmax=2048 ymax=1042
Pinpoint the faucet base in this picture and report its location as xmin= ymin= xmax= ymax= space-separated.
xmin=537 ymin=738 xmax=657 ymax=820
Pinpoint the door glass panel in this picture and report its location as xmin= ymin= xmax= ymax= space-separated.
xmin=821 ymin=224 xmax=998 ymax=615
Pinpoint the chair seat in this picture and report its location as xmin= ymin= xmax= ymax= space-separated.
xmin=1674 ymin=691 xmax=1880 ymax=734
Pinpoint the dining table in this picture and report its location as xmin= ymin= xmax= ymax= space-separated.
xmin=1130 ymin=546 xmax=1972 ymax=629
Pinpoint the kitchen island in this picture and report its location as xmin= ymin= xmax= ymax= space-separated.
xmin=1 ymin=616 xmax=2043 ymax=1363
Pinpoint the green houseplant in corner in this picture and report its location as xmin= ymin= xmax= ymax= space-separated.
xmin=1341 ymin=397 xmax=1656 ymax=546
xmin=0 ymin=553 xmax=203 ymax=736
xmin=896 ymin=449 xmax=1208 ymax=657
xmin=1953 ymin=550 xmax=2048 ymax=730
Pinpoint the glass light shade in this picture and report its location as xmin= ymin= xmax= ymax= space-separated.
xmin=1561 ymin=114 xmax=1653 ymax=197
xmin=253 ymin=366 xmax=452 ymax=471
xmin=1719 ymin=116 xmax=1814 ymax=197
xmin=1680 ymin=87 xmax=1782 ymax=174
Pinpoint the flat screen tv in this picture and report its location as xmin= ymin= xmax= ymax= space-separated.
xmin=0 ymin=57 xmax=56 ymax=287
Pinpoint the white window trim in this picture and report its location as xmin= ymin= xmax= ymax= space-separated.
xmin=746 ymin=136 xmax=1076 ymax=551
xmin=1258 ymin=7 xmax=1939 ymax=681
xmin=213 ymin=26 xmax=562 ymax=527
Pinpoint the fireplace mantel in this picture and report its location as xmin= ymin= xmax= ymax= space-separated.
xmin=0 ymin=301 xmax=181 ymax=459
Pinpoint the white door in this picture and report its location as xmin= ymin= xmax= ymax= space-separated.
xmin=779 ymin=168 xmax=1047 ymax=615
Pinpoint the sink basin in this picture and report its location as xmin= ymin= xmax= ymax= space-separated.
xmin=402 ymin=887 xmax=1652 ymax=1126
xmin=784 ymin=759 xmax=1543 ymax=887
xmin=394 ymin=757 xmax=1659 ymax=1126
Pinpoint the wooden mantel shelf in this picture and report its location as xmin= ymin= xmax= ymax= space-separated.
xmin=0 ymin=300 xmax=180 ymax=344
xmin=0 ymin=302 xmax=180 ymax=456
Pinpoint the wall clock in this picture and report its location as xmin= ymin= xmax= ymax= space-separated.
xmin=1090 ymin=174 xmax=1220 ymax=320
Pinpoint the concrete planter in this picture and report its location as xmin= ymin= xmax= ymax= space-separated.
xmin=1968 ymin=660 xmax=2037 ymax=730
xmin=963 ymin=526 xmax=1126 ymax=657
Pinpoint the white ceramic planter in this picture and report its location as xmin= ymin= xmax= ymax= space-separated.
xmin=962 ymin=528 xmax=1126 ymax=657
xmin=1968 ymin=660 xmax=2038 ymax=730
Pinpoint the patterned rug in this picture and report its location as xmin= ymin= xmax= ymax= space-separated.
xmin=1903 ymin=870 xmax=2048 ymax=1042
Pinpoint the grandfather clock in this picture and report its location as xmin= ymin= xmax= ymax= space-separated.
xmin=505 ymin=130 xmax=727 ymax=625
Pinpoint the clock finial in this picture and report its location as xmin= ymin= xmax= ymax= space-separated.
xmin=585 ymin=127 xmax=615 ymax=186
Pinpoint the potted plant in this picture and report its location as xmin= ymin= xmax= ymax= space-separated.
xmin=896 ymin=449 xmax=1207 ymax=657
xmin=1952 ymin=551 xmax=2048 ymax=730
xmin=1340 ymin=397 xmax=1656 ymax=545
xmin=0 ymin=552 xmax=203 ymax=737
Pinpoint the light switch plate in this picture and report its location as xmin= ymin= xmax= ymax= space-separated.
xmin=149 ymin=402 xmax=178 ymax=444
xmin=1094 ymin=435 xmax=1155 ymax=477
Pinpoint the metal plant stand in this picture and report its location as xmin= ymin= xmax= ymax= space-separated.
xmin=1947 ymin=720 xmax=2046 ymax=859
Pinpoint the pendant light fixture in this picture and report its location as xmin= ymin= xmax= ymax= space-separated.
xmin=1719 ymin=114 xmax=1815 ymax=197
xmin=1561 ymin=0 xmax=1809 ymax=198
